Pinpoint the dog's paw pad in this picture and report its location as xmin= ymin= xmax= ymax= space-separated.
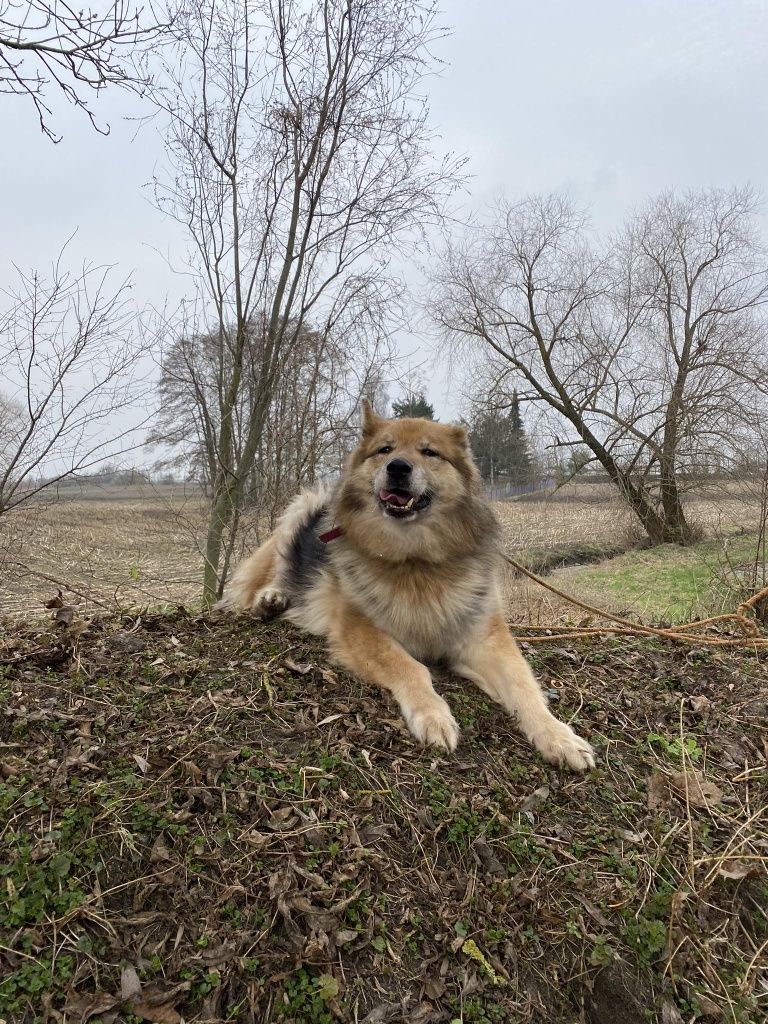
xmin=405 ymin=698 xmax=460 ymax=753
xmin=252 ymin=587 xmax=289 ymax=621
xmin=533 ymin=721 xmax=595 ymax=772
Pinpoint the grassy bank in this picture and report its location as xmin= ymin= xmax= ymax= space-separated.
xmin=559 ymin=534 xmax=764 ymax=624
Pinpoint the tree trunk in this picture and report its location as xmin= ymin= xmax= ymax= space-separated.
xmin=557 ymin=401 xmax=673 ymax=545
xmin=659 ymin=463 xmax=694 ymax=544
xmin=202 ymin=483 xmax=233 ymax=605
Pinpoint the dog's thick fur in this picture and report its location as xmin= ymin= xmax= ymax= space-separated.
xmin=223 ymin=403 xmax=594 ymax=770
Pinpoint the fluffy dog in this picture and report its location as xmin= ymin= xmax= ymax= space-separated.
xmin=223 ymin=402 xmax=594 ymax=770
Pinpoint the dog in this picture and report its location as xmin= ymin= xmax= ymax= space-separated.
xmin=222 ymin=402 xmax=594 ymax=770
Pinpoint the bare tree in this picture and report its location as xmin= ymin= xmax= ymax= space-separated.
xmin=0 ymin=251 xmax=152 ymax=517
xmin=151 ymin=0 xmax=460 ymax=604
xmin=147 ymin=309 xmax=392 ymax=532
xmin=433 ymin=189 xmax=768 ymax=545
xmin=0 ymin=0 xmax=169 ymax=139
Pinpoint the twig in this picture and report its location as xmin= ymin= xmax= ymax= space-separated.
xmin=503 ymin=552 xmax=768 ymax=648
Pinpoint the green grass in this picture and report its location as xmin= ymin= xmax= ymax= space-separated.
xmin=568 ymin=534 xmax=763 ymax=623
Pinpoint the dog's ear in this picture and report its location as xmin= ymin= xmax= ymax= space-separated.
xmin=445 ymin=423 xmax=470 ymax=448
xmin=360 ymin=399 xmax=382 ymax=437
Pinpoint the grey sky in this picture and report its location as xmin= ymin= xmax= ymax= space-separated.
xmin=2 ymin=0 xmax=767 ymax=420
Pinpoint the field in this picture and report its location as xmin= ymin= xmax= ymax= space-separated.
xmin=1 ymin=480 xmax=764 ymax=626
xmin=0 ymin=486 xmax=211 ymax=621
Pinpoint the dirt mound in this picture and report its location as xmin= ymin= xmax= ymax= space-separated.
xmin=1 ymin=610 xmax=766 ymax=1022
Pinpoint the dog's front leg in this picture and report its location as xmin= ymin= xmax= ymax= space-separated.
xmin=454 ymin=614 xmax=595 ymax=771
xmin=328 ymin=603 xmax=459 ymax=752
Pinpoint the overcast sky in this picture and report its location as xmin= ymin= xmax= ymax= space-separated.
xmin=2 ymin=0 xmax=767 ymax=420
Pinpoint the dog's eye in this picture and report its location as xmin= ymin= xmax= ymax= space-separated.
xmin=422 ymin=448 xmax=440 ymax=458
xmin=378 ymin=445 xmax=393 ymax=455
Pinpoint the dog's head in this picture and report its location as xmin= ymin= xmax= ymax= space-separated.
xmin=337 ymin=401 xmax=493 ymax=561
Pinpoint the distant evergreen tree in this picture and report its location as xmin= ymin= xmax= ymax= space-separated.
xmin=391 ymin=393 xmax=435 ymax=419
xmin=468 ymin=392 xmax=532 ymax=485
xmin=506 ymin=391 xmax=533 ymax=484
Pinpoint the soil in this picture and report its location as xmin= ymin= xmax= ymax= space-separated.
xmin=1 ymin=609 xmax=766 ymax=1023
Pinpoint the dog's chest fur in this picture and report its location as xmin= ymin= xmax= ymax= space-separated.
xmin=330 ymin=546 xmax=494 ymax=662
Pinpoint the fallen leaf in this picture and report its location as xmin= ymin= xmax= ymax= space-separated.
xmin=54 ymin=605 xmax=75 ymax=627
xmin=130 ymin=1000 xmax=182 ymax=1024
xmin=361 ymin=1004 xmax=399 ymax=1024
xmin=576 ymin=894 xmax=611 ymax=928
xmin=317 ymin=713 xmax=344 ymax=727
xmin=717 ymin=859 xmax=763 ymax=880
xmin=128 ymin=980 xmax=191 ymax=1024
xmin=121 ymin=966 xmax=142 ymax=1002
xmin=200 ymin=940 xmax=237 ymax=966
xmin=615 ymin=828 xmax=646 ymax=843
xmin=62 ymin=990 xmax=120 ymax=1023
xmin=695 ymin=992 xmax=722 ymax=1016
xmin=689 ymin=695 xmax=712 ymax=714
xmin=669 ymin=770 xmax=723 ymax=809
xmin=520 ymin=785 xmax=550 ymax=812
xmin=267 ymin=807 xmax=298 ymax=831
xmin=284 ymin=657 xmax=312 ymax=674
xmin=647 ymin=773 xmax=670 ymax=812
xmin=472 ymin=836 xmax=505 ymax=877
xmin=662 ymin=999 xmax=684 ymax=1024
xmin=132 ymin=753 xmax=150 ymax=774
xmin=423 ymin=976 xmax=447 ymax=999
xmin=150 ymin=833 xmax=172 ymax=863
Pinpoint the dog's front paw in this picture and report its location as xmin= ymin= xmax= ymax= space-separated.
xmin=252 ymin=586 xmax=289 ymax=621
xmin=531 ymin=719 xmax=595 ymax=771
xmin=403 ymin=695 xmax=460 ymax=752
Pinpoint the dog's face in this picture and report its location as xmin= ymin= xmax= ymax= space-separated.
xmin=337 ymin=402 xmax=487 ymax=559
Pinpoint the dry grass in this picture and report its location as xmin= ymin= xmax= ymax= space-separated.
xmin=0 ymin=494 xmax=209 ymax=619
xmin=497 ymin=484 xmax=765 ymax=625
xmin=0 ymin=482 xmax=764 ymax=625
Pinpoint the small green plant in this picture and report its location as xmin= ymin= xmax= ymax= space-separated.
xmin=624 ymin=916 xmax=667 ymax=962
xmin=589 ymin=935 xmax=615 ymax=966
xmin=646 ymin=732 xmax=702 ymax=762
xmin=451 ymin=995 xmax=507 ymax=1023
xmin=0 ymin=955 xmax=74 ymax=1017
xmin=623 ymin=888 xmax=673 ymax=964
xmin=276 ymin=968 xmax=338 ymax=1023
xmin=461 ymin=939 xmax=506 ymax=986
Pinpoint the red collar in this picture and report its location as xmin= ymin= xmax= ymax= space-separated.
xmin=319 ymin=525 xmax=344 ymax=543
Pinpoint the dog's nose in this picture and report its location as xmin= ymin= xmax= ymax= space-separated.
xmin=386 ymin=458 xmax=412 ymax=479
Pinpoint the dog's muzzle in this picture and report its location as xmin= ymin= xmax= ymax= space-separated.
xmin=377 ymin=487 xmax=432 ymax=518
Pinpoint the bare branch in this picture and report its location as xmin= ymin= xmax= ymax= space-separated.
xmin=0 ymin=247 xmax=155 ymax=515
xmin=0 ymin=0 xmax=171 ymax=139
xmin=432 ymin=187 xmax=768 ymax=544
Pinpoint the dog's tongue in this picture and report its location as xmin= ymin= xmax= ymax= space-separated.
xmin=379 ymin=489 xmax=410 ymax=507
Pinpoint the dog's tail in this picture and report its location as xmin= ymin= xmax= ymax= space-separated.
xmin=218 ymin=483 xmax=332 ymax=611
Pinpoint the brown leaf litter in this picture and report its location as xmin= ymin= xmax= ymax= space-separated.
xmin=0 ymin=610 xmax=766 ymax=1023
